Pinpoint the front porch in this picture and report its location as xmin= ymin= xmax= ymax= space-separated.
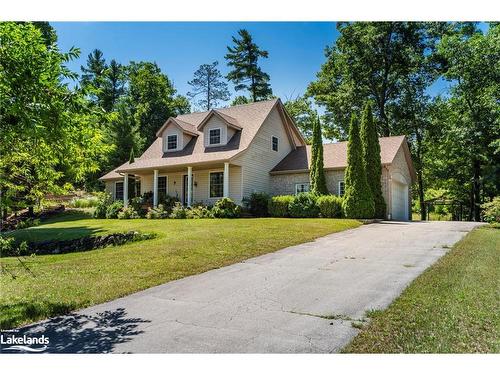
xmin=119 ymin=162 xmax=242 ymax=208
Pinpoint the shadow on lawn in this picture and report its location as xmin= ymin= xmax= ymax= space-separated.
xmin=2 ymin=307 xmax=150 ymax=354
xmin=8 ymin=226 xmax=105 ymax=243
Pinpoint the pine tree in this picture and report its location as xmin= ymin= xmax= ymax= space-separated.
xmin=310 ymin=116 xmax=328 ymax=195
xmin=102 ymin=59 xmax=125 ymax=112
xmin=342 ymin=114 xmax=375 ymax=218
xmin=225 ymin=29 xmax=272 ymax=102
xmin=80 ymin=49 xmax=107 ymax=106
xmin=360 ymin=102 xmax=386 ymax=218
xmin=188 ymin=61 xmax=230 ymax=110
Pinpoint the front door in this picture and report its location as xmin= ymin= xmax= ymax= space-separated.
xmin=182 ymin=174 xmax=188 ymax=206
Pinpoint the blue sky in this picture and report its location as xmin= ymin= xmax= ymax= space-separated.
xmin=52 ymin=22 xmax=338 ymax=106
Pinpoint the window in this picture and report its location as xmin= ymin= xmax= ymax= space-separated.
xmin=295 ymin=183 xmax=310 ymax=194
xmin=158 ymin=176 xmax=167 ymax=195
xmin=209 ymin=128 xmax=221 ymax=145
xmin=209 ymin=171 xmax=224 ymax=198
xmin=338 ymin=181 xmax=345 ymax=196
xmin=272 ymin=136 xmax=279 ymax=152
xmin=115 ymin=181 xmax=124 ymax=200
xmin=166 ymin=135 xmax=178 ymax=150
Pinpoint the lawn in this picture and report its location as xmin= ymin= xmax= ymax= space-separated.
xmin=344 ymin=225 xmax=499 ymax=353
xmin=0 ymin=212 xmax=360 ymax=329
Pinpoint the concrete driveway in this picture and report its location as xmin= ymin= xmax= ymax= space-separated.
xmin=13 ymin=221 xmax=481 ymax=353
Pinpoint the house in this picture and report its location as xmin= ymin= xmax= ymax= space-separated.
xmin=100 ymin=99 xmax=416 ymax=220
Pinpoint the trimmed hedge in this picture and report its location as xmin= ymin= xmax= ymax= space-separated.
xmin=317 ymin=195 xmax=343 ymax=218
xmin=289 ymin=193 xmax=319 ymax=218
xmin=268 ymin=195 xmax=295 ymax=217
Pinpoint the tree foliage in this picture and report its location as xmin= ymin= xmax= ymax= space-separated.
xmin=307 ymin=22 xmax=442 ymax=139
xmin=360 ymin=102 xmax=386 ymax=218
xmin=188 ymin=61 xmax=230 ymax=110
xmin=309 ymin=117 xmax=328 ymax=195
xmin=127 ymin=61 xmax=190 ymax=147
xmin=0 ymin=23 xmax=111 ymax=213
xmin=225 ymin=29 xmax=272 ymax=102
xmin=342 ymin=115 xmax=375 ymax=218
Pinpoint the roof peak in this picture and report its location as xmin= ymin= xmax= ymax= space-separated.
xmin=176 ymin=98 xmax=279 ymax=119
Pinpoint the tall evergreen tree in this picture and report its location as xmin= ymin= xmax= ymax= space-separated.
xmin=188 ymin=61 xmax=230 ymax=110
xmin=80 ymin=49 xmax=107 ymax=106
xmin=360 ymin=102 xmax=386 ymax=218
xmin=102 ymin=59 xmax=125 ymax=112
xmin=225 ymin=29 xmax=272 ymax=102
xmin=342 ymin=114 xmax=375 ymax=218
xmin=310 ymin=116 xmax=328 ymax=195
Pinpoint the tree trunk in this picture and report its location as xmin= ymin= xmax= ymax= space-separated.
xmin=28 ymin=206 xmax=34 ymax=217
xmin=473 ymin=159 xmax=481 ymax=221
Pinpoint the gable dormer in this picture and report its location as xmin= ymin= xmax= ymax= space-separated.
xmin=197 ymin=110 xmax=242 ymax=148
xmin=156 ymin=117 xmax=198 ymax=153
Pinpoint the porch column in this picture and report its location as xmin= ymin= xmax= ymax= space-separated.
xmin=153 ymin=169 xmax=159 ymax=208
xmin=123 ymin=174 xmax=129 ymax=208
xmin=187 ymin=166 xmax=193 ymax=207
xmin=223 ymin=162 xmax=229 ymax=198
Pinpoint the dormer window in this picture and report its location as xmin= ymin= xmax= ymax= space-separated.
xmin=209 ymin=128 xmax=221 ymax=145
xmin=167 ymin=134 xmax=178 ymax=150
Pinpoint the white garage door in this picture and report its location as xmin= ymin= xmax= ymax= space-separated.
xmin=391 ymin=181 xmax=408 ymax=221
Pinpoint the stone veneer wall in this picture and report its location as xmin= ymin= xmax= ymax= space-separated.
xmin=270 ymin=169 xmax=391 ymax=217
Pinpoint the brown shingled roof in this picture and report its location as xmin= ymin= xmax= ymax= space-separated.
xmin=100 ymin=99 xmax=282 ymax=179
xmin=271 ymin=135 xmax=409 ymax=173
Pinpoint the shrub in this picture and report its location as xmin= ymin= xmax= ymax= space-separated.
xmin=117 ymin=207 xmax=140 ymax=219
xmin=93 ymin=192 xmax=113 ymax=219
xmin=68 ymin=196 xmax=99 ymax=208
xmin=129 ymin=197 xmax=145 ymax=216
xmin=242 ymin=192 xmax=270 ymax=217
xmin=169 ymin=202 xmax=188 ymax=219
xmin=317 ymin=195 xmax=344 ymax=218
xmin=289 ymin=193 xmax=320 ymax=218
xmin=159 ymin=193 xmax=180 ymax=212
xmin=481 ymin=197 xmax=500 ymax=223
xmin=268 ymin=195 xmax=294 ymax=217
xmin=211 ymin=198 xmax=241 ymax=218
xmin=146 ymin=204 xmax=169 ymax=219
xmin=0 ymin=237 xmax=28 ymax=257
xmin=186 ymin=205 xmax=213 ymax=219
xmin=105 ymin=201 xmax=124 ymax=219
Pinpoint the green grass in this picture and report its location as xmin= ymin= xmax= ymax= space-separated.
xmin=0 ymin=214 xmax=360 ymax=329
xmin=344 ymin=225 xmax=500 ymax=353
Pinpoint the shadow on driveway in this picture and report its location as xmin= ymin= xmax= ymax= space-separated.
xmin=2 ymin=308 xmax=150 ymax=353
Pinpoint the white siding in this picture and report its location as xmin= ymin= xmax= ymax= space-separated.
xmin=133 ymin=165 xmax=242 ymax=206
xmin=159 ymin=123 xmax=193 ymax=152
xmin=203 ymin=116 xmax=228 ymax=147
xmin=233 ymin=107 xmax=294 ymax=199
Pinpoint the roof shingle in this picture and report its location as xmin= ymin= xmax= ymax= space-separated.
xmin=271 ymin=136 xmax=407 ymax=173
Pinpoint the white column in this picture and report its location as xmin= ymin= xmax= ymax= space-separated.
xmin=153 ymin=169 xmax=159 ymax=208
xmin=123 ymin=174 xmax=129 ymax=208
xmin=223 ymin=162 xmax=229 ymax=198
xmin=187 ymin=166 xmax=193 ymax=207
